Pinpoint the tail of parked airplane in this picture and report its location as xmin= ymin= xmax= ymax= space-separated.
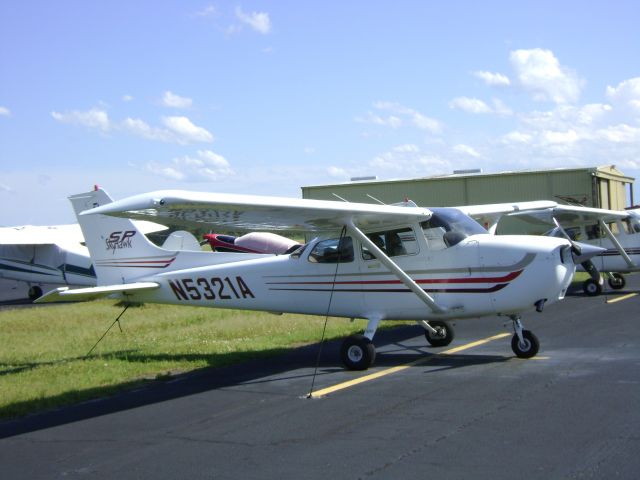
xmin=69 ymin=186 xmax=174 ymax=286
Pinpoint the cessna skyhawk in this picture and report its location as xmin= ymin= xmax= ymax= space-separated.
xmin=37 ymin=187 xmax=600 ymax=369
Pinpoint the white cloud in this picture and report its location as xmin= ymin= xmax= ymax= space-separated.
xmin=491 ymin=98 xmax=513 ymax=116
xmin=0 ymin=106 xmax=11 ymax=117
xmin=122 ymin=117 xmax=172 ymax=142
xmin=412 ymin=112 xmax=441 ymax=133
xmin=235 ymin=7 xmax=271 ymax=34
xmin=122 ymin=95 xmax=134 ymax=102
xmin=360 ymin=102 xmax=442 ymax=134
xmin=473 ymin=71 xmax=511 ymax=87
xmin=0 ymin=183 xmax=13 ymax=193
xmin=606 ymin=77 xmax=640 ymax=110
xmin=357 ymin=112 xmax=403 ymax=129
xmin=52 ymin=107 xmax=214 ymax=145
xmin=509 ymin=48 xmax=584 ymax=104
xmin=541 ymin=129 xmax=580 ymax=145
xmin=369 ymin=144 xmax=451 ymax=176
xmin=449 ymin=97 xmax=492 ymax=114
xmin=452 ymin=144 xmax=481 ymax=158
xmin=195 ymin=5 xmax=217 ymax=17
xmin=501 ymin=131 xmax=533 ymax=145
xmin=393 ymin=144 xmax=420 ymax=153
xmin=161 ymin=116 xmax=214 ymax=143
xmin=147 ymin=149 xmax=233 ymax=182
xmin=327 ymin=166 xmax=349 ymax=178
xmin=161 ymin=91 xmax=193 ymax=109
xmin=51 ymin=108 xmax=111 ymax=132
xmin=595 ymin=124 xmax=640 ymax=143
xmin=575 ymin=103 xmax=612 ymax=125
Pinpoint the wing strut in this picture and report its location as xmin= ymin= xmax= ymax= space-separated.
xmin=346 ymin=220 xmax=447 ymax=315
xmin=598 ymin=220 xmax=637 ymax=269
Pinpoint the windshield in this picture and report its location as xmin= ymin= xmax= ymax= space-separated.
xmin=422 ymin=208 xmax=487 ymax=236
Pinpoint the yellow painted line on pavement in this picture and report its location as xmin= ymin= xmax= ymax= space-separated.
xmin=309 ymin=332 xmax=510 ymax=398
xmin=606 ymin=293 xmax=638 ymax=304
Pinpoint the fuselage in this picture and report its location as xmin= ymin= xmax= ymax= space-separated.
xmin=127 ymin=230 xmax=575 ymax=322
xmin=0 ymin=243 xmax=95 ymax=287
xmin=558 ymin=213 xmax=640 ymax=273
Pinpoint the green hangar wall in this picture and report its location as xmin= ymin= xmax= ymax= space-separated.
xmin=301 ymin=166 xmax=635 ymax=210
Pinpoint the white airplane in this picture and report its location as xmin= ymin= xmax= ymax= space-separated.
xmin=461 ymin=202 xmax=640 ymax=296
xmin=0 ymin=224 xmax=96 ymax=300
xmin=0 ymin=221 xmax=168 ymax=300
xmin=37 ymin=187 xmax=602 ymax=370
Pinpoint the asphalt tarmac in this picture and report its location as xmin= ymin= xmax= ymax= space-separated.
xmin=1 ymin=278 xmax=639 ymax=479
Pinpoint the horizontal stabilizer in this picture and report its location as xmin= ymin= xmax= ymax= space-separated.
xmin=35 ymin=282 xmax=159 ymax=303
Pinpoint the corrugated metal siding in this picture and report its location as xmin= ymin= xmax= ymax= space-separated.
xmin=302 ymin=167 xmax=633 ymax=209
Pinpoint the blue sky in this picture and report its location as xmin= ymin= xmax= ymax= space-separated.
xmin=1 ymin=1 xmax=639 ymax=225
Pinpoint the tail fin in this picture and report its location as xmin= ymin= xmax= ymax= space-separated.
xmin=70 ymin=187 xmax=174 ymax=285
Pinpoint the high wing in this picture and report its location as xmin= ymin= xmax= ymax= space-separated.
xmin=0 ymin=221 xmax=167 ymax=247
xmin=521 ymin=204 xmax=629 ymax=225
xmin=83 ymin=190 xmax=433 ymax=233
xmin=0 ymin=224 xmax=84 ymax=247
xmin=458 ymin=201 xmax=629 ymax=232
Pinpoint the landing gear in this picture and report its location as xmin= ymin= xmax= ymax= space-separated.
xmin=607 ymin=273 xmax=626 ymax=290
xmin=583 ymin=278 xmax=602 ymax=297
xmin=420 ymin=320 xmax=455 ymax=347
xmin=340 ymin=317 xmax=380 ymax=370
xmin=510 ymin=316 xmax=539 ymax=358
xmin=28 ymin=286 xmax=43 ymax=301
xmin=340 ymin=334 xmax=376 ymax=370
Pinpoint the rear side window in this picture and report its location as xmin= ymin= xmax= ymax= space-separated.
xmin=362 ymin=227 xmax=418 ymax=260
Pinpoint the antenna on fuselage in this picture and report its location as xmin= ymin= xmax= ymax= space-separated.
xmin=366 ymin=194 xmax=386 ymax=205
xmin=332 ymin=193 xmax=349 ymax=202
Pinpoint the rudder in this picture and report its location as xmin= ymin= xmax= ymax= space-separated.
xmin=70 ymin=187 xmax=173 ymax=285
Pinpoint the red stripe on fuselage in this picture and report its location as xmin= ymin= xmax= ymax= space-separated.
xmin=266 ymin=269 xmax=523 ymax=286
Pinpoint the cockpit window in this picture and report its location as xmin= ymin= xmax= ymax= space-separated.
xmin=421 ymin=207 xmax=486 ymax=250
xmin=308 ymin=237 xmax=354 ymax=263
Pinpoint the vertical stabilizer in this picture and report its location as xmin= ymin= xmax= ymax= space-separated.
xmin=69 ymin=187 xmax=172 ymax=285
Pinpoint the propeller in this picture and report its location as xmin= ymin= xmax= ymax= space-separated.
xmin=551 ymin=217 xmax=604 ymax=279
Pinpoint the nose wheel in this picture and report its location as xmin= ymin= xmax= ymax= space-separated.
xmin=607 ymin=273 xmax=626 ymax=290
xmin=510 ymin=316 xmax=540 ymax=358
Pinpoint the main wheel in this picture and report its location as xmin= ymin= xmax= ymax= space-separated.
xmin=340 ymin=334 xmax=376 ymax=370
xmin=424 ymin=320 xmax=454 ymax=347
xmin=511 ymin=330 xmax=539 ymax=359
xmin=608 ymin=273 xmax=626 ymax=290
xmin=583 ymin=278 xmax=602 ymax=296
xmin=28 ymin=286 xmax=43 ymax=301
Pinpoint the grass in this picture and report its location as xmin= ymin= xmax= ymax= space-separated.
xmin=0 ymin=300 xmax=375 ymax=420
xmin=0 ymin=273 xmax=593 ymax=420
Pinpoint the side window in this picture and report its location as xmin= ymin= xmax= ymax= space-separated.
xmin=308 ymin=237 xmax=354 ymax=263
xmin=607 ymin=222 xmax=620 ymax=235
xmin=586 ymin=224 xmax=603 ymax=240
xmin=626 ymin=218 xmax=640 ymax=234
xmin=421 ymin=222 xmax=448 ymax=251
xmin=362 ymin=227 xmax=418 ymax=260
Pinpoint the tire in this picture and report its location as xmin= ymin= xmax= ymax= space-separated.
xmin=340 ymin=334 xmax=376 ymax=370
xmin=583 ymin=278 xmax=602 ymax=296
xmin=511 ymin=330 xmax=540 ymax=359
xmin=608 ymin=273 xmax=626 ymax=290
xmin=28 ymin=286 xmax=43 ymax=301
xmin=424 ymin=320 xmax=454 ymax=347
